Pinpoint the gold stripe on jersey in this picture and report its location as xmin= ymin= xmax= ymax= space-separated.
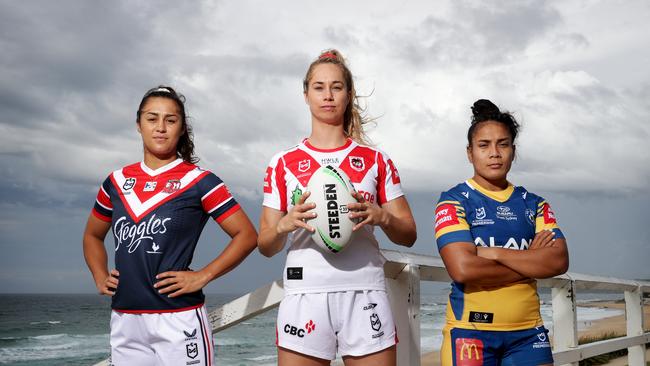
xmin=467 ymin=178 xmax=514 ymax=202
xmin=446 ymin=280 xmax=544 ymax=331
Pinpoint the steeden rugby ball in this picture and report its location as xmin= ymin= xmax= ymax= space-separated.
xmin=305 ymin=165 xmax=357 ymax=253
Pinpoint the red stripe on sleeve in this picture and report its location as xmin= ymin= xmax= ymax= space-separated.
xmin=215 ymin=203 xmax=241 ymax=224
xmin=91 ymin=208 xmax=111 ymax=222
xmin=201 ymin=185 xmax=231 ymax=213
xmin=97 ymin=187 xmax=112 ymax=209
xmin=275 ymin=161 xmax=287 ymax=212
xmin=376 ymin=152 xmax=388 ymax=205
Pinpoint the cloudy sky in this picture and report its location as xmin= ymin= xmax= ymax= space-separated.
xmin=1 ymin=0 xmax=649 ymax=294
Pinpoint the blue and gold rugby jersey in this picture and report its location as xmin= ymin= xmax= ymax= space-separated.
xmin=434 ymin=179 xmax=564 ymax=331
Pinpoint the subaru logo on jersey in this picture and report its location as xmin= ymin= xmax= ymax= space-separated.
xmin=475 ymin=207 xmax=486 ymax=220
xmin=370 ymin=313 xmax=382 ymax=331
xmin=143 ymin=181 xmax=157 ymax=192
xmin=496 ymin=206 xmax=517 ymax=221
xmin=186 ymin=342 xmax=198 ymax=359
xmin=163 ymin=179 xmax=181 ymax=194
xmin=349 ymin=156 xmax=364 ymax=172
xmin=298 ymin=159 xmax=310 ymax=172
xmin=123 ymin=177 xmax=136 ymax=191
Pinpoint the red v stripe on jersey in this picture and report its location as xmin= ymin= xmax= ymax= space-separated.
xmin=110 ymin=168 xmax=209 ymax=223
xmin=339 ymin=146 xmax=376 ymax=183
xmin=283 ymin=149 xmax=321 ymax=187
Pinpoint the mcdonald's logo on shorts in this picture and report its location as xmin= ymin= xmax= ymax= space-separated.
xmin=455 ymin=338 xmax=483 ymax=366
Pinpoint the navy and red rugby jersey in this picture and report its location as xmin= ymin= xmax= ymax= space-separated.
xmin=91 ymin=159 xmax=240 ymax=313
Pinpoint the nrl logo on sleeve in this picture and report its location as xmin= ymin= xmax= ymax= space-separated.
xmin=349 ymin=156 xmax=364 ymax=171
xmin=122 ymin=177 xmax=136 ymax=191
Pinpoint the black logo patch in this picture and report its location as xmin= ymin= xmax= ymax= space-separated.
xmin=186 ymin=342 xmax=198 ymax=359
xmin=287 ymin=267 xmax=303 ymax=280
xmin=469 ymin=311 xmax=494 ymax=323
xmin=370 ymin=313 xmax=382 ymax=331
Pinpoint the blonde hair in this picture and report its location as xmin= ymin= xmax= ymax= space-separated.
xmin=303 ymin=49 xmax=373 ymax=145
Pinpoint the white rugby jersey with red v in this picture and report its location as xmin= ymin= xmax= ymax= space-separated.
xmin=263 ymin=138 xmax=404 ymax=294
xmin=91 ymin=158 xmax=240 ymax=312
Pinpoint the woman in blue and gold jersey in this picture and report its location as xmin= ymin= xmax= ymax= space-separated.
xmin=434 ymin=99 xmax=569 ymax=366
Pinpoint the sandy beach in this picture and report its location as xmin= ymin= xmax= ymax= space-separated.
xmin=420 ymin=300 xmax=650 ymax=366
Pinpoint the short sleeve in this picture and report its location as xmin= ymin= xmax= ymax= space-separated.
xmin=535 ymin=197 xmax=564 ymax=239
xmin=197 ymin=172 xmax=240 ymax=223
xmin=262 ymin=152 xmax=287 ymax=212
xmin=376 ymin=150 xmax=404 ymax=205
xmin=434 ymin=190 xmax=473 ymax=250
xmin=91 ymin=176 xmax=113 ymax=222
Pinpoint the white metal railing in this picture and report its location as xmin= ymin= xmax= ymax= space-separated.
xmin=93 ymin=249 xmax=649 ymax=366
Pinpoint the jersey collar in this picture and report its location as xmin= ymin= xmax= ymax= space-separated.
xmin=466 ymin=178 xmax=515 ymax=203
xmin=140 ymin=158 xmax=184 ymax=176
xmin=302 ymin=137 xmax=354 ymax=152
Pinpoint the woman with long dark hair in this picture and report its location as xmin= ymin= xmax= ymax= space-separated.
xmin=83 ymin=86 xmax=257 ymax=365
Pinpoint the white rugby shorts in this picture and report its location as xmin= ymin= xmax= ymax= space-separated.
xmin=109 ymin=305 xmax=213 ymax=366
xmin=276 ymin=290 xmax=397 ymax=360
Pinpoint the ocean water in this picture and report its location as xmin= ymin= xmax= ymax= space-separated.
xmin=0 ymin=292 xmax=624 ymax=366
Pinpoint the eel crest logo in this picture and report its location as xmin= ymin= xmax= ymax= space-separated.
xmin=186 ymin=342 xmax=198 ymax=359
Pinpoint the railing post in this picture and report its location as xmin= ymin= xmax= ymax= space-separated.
xmin=625 ymin=287 xmax=646 ymax=366
xmin=386 ymin=264 xmax=421 ymax=366
xmin=552 ymin=279 xmax=578 ymax=366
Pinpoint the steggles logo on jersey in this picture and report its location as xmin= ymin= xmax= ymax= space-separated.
xmin=113 ymin=214 xmax=170 ymax=254
xmin=298 ymin=159 xmax=310 ymax=172
xmin=163 ymin=179 xmax=181 ymax=194
xmin=143 ymin=181 xmax=157 ymax=192
xmin=349 ymin=156 xmax=364 ymax=172
xmin=123 ymin=177 xmax=136 ymax=191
